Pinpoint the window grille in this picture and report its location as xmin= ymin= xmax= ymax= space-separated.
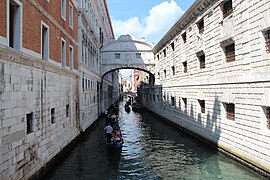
xmin=226 ymin=103 xmax=235 ymax=120
xmin=199 ymin=54 xmax=205 ymax=69
xmin=172 ymin=66 xmax=175 ymax=75
xmin=264 ymin=30 xmax=270 ymax=53
xmin=171 ymin=42 xmax=175 ymax=51
xmin=182 ymin=32 xmax=187 ymax=43
xmin=266 ymin=107 xmax=270 ymax=130
xmin=163 ymin=49 xmax=166 ymax=57
xmin=182 ymin=98 xmax=187 ymax=110
xmin=198 ymin=19 xmax=204 ymax=34
xmin=225 ymin=43 xmax=235 ymax=62
xmin=198 ymin=100 xmax=205 ymax=113
xmin=183 ymin=61 xmax=187 ymax=73
xmin=115 ymin=53 xmax=120 ymax=59
xmin=223 ymin=0 xmax=233 ymax=18
xmin=136 ymin=53 xmax=141 ymax=58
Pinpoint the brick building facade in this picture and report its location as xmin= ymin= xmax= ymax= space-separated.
xmin=0 ymin=0 xmax=79 ymax=179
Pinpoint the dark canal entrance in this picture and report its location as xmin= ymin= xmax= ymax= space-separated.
xmin=44 ymin=100 xmax=265 ymax=179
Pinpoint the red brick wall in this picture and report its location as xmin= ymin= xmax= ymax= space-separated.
xmin=0 ymin=0 xmax=6 ymax=37
xmin=20 ymin=0 xmax=78 ymax=70
xmin=23 ymin=0 xmax=41 ymax=54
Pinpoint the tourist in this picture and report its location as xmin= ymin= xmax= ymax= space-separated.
xmin=104 ymin=123 xmax=113 ymax=143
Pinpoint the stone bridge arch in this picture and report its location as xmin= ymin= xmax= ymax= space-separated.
xmin=100 ymin=35 xmax=155 ymax=85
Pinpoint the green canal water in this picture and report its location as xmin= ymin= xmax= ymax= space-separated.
xmin=43 ymin=101 xmax=266 ymax=179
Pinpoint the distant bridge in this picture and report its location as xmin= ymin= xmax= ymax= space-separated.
xmin=100 ymin=35 xmax=155 ymax=85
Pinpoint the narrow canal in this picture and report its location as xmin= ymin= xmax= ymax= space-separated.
xmin=44 ymin=100 xmax=266 ymax=179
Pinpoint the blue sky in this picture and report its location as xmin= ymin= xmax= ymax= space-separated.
xmin=106 ymin=0 xmax=195 ymax=78
xmin=107 ymin=0 xmax=195 ymax=44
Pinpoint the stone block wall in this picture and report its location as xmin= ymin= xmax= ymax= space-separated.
xmin=147 ymin=0 xmax=270 ymax=175
xmin=0 ymin=47 xmax=80 ymax=179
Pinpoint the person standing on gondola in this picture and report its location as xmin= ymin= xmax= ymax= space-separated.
xmin=104 ymin=123 xmax=113 ymax=143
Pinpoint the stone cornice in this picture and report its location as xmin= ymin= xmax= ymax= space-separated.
xmin=153 ymin=0 xmax=218 ymax=54
xmin=0 ymin=46 xmax=79 ymax=78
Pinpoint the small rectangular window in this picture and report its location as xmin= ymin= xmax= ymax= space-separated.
xmin=136 ymin=53 xmax=141 ymax=58
xmin=225 ymin=103 xmax=235 ymax=120
xmin=198 ymin=54 xmax=205 ymax=69
xmin=182 ymin=61 xmax=187 ymax=73
xmin=61 ymin=0 xmax=66 ymax=20
xmin=66 ymin=104 xmax=69 ymax=117
xmin=223 ymin=0 xmax=233 ymax=18
xmin=115 ymin=53 xmax=120 ymax=59
xmin=163 ymin=49 xmax=166 ymax=57
xmin=157 ymin=54 xmax=159 ymax=60
xmin=197 ymin=19 xmax=204 ymax=34
xmin=69 ymin=3 xmax=73 ymax=28
xmin=171 ymin=96 xmax=175 ymax=106
xmin=198 ymin=100 xmax=205 ymax=113
xmin=182 ymin=98 xmax=187 ymax=110
xmin=172 ymin=66 xmax=175 ymax=75
xmin=182 ymin=32 xmax=187 ymax=43
xmin=51 ymin=108 xmax=55 ymax=123
xmin=225 ymin=43 xmax=235 ymax=62
xmin=264 ymin=30 xmax=270 ymax=53
xmin=263 ymin=106 xmax=270 ymax=130
xmin=164 ymin=70 xmax=166 ymax=78
xmin=26 ymin=112 xmax=34 ymax=134
xmin=171 ymin=42 xmax=175 ymax=51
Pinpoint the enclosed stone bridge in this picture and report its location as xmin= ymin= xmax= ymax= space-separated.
xmin=100 ymin=35 xmax=155 ymax=85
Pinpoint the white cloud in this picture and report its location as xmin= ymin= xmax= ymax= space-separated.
xmin=111 ymin=0 xmax=184 ymax=43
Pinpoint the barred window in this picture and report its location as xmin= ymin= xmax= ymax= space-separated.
xmin=172 ymin=66 xmax=175 ymax=75
xmin=197 ymin=19 xmax=204 ymax=34
xmin=223 ymin=0 xmax=233 ymax=18
xmin=264 ymin=30 xmax=270 ymax=53
xmin=198 ymin=54 xmax=205 ymax=69
xmin=182 ymin=32 xmax=187 ymax=43
xmin=163 ymin=49 xmax=166 ymax=57
xmin=265 ymin=107 xmax=270 ymax=130
xmin=182 ymin=98 xmax=187 ymax=110
xmin=225 ymin=103 xmax=235 ymax=120
xmin=136 ymin=53 xmax=141 ymax=58
xmin=225 ymin=43 xmax=235 ymax=62
xmin=115 ymin=53 xmax=120 ymax=59
xmin=198 ymin=100 xmax=205 ymax=113
xmin=171 ymin=42 xmax=175 ymax=51
xmin=171 ymin=97 xmax=175 ymax=107
xmin=164 ymin=70 xmax=167 ymax=78
xmin=183 ymin=61 xmax=187 ymax=73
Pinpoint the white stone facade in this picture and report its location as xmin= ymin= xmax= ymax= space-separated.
xmin=141 ymin=0 xmax=270 ymax=175
xmin=77 ymin=0 xmax=114 ymax=131
xmin=0 ymin=47 xmax=80 ymax=179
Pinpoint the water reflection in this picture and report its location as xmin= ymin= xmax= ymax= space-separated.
xmin=44 ymin=101 xmax=265 ymax=180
